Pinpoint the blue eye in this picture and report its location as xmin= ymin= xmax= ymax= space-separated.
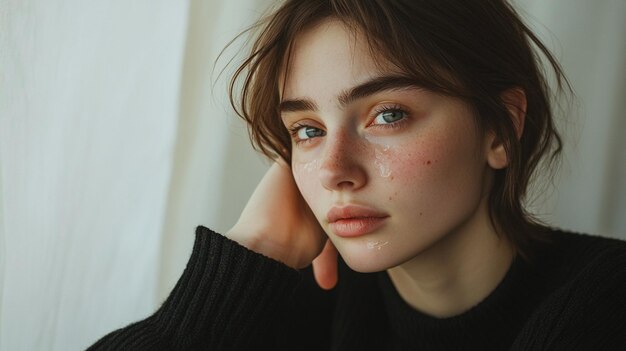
xmin=287 ymin=124 xmax=325 ymax=145
xmin=373 ymin=109 xmax=407 ymax=125
xmin=297 ymin=126 xmax=324 ymax=140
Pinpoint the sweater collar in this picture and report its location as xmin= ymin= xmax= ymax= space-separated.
xmin=375 ymin=252 xmax=550 ymax=350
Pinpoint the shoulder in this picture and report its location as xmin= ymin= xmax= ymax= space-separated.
xmin=513 ymin=229 xmax=626 ymax=350
xmin=547 ymin=227 xmax=626 ymax=251
xmin=555 ymin=229 xmax=626 ymax=308
xmin=548 ymin=228 xmax=626 ymax=275
xmin=543 ymin=228 xmax=626 ymax=308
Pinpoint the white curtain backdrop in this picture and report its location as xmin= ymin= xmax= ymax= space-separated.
xmin=516 ymin=0 xmax=626 ymax=239
xmin=0 ymin=1 xmax=190 ymax=350
xmin=0 ymin=0 xmax=624 ymax=350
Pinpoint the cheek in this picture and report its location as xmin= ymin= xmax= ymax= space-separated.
xmin=375 ymin=139 xmax=441 ymax=185
xmin=292 ymin=159 xmax=321 ymax=204
xmin=377 ymin=135 xmax=474 ymax=199
xmin=380 ymin=129 xmax=485 ymax=211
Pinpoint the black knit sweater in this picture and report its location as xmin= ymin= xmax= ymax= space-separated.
xmin=86 ymin=226 xmax=626 ymax=350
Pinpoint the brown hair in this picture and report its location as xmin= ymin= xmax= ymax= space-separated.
xmin=226 ymin=0 xmax=571 ymax=262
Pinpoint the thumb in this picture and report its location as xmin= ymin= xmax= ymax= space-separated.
xmin=312 ymin=239 xmax=338 ymax=290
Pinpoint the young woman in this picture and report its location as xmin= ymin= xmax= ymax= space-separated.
xmin=88 ymin=1 xmax=626 ymax=350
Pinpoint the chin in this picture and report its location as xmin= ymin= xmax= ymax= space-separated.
xmin=337 ymin=243 xmax=404 ymax=273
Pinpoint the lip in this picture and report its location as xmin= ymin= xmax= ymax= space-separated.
xmin=327 ymin=205 xmax=389 ymax=238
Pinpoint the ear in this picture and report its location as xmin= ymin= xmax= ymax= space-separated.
xmin=486 ymin=88 xmax=527 ymax=170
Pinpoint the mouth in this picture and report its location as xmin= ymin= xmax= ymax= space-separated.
xmin=327 ymin=205 xmax=389 ymax=238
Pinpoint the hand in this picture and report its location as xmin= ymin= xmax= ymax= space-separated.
xmin=226 ymin=160 xmax=327 ymax=270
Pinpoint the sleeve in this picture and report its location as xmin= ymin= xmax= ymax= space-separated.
xmin=510 ymin=244 xmax=626 ymax=351
xmin=85 ymin=225 xmax=335 ymax=351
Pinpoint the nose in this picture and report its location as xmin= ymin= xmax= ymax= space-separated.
xmin=318 ymin=129 xmax=367 ymax=191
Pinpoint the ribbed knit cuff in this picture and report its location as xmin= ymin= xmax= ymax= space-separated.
xmin=152 ymin=225 xmax=303 ymax=349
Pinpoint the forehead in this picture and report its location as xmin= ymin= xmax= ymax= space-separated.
xmin=280 ymin=19 xmax=396 ymax=102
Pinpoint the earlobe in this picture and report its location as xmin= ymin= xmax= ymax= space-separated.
xmin=486 ymin=88 xmax=527 ymax=170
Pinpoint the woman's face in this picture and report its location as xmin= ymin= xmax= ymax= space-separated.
xmin=281 ymin=19 xmax=496 ymax=272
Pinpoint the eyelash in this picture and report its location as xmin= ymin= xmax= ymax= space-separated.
xmin=287 ymin=104 xmax=410 ymax=146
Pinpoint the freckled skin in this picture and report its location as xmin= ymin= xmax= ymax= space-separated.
xmin=283 ymin=19 xmax=496 ymax=273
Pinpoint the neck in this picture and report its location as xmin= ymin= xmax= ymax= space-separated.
xmin=386 ymin=198 xmax=515 ymax=318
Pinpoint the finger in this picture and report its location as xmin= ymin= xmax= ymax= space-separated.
xmin=312 ymin=239 xmax=338 ymax=290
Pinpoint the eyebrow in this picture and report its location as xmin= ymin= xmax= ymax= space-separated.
xmin=279 ymin=75 xmax=425 ymax=113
